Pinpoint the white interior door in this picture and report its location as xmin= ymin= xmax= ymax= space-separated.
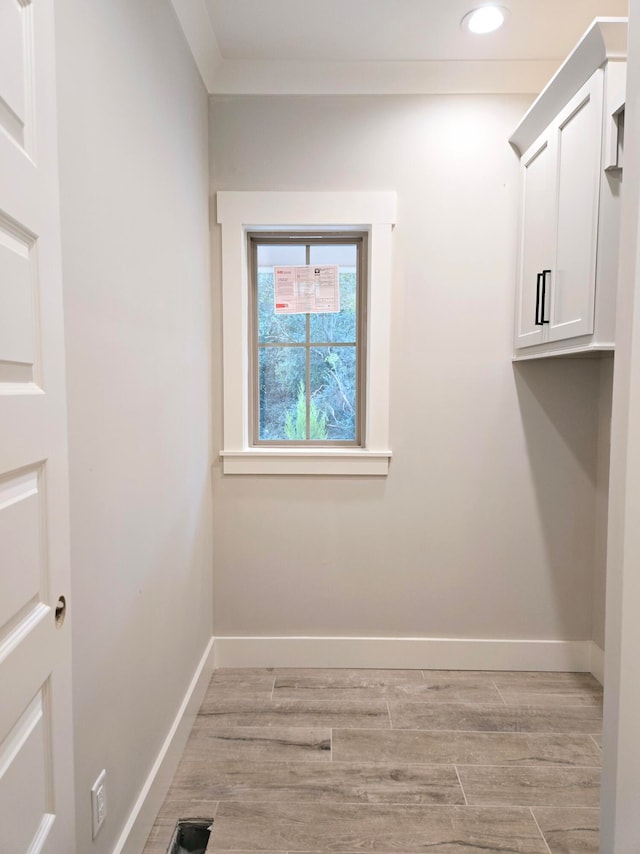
xmin=0 ymin=1 xmax=75 ymax=852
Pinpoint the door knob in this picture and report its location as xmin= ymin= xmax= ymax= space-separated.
xmin=55 ymin=595 xmax=67 ymax=628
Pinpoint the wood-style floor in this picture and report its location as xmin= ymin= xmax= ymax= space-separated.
xmin=142 ymin=668 xmax=603 ymax=854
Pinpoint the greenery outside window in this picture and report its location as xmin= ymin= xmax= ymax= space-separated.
xmin=249 ymin=232 xmax=366 ymax=446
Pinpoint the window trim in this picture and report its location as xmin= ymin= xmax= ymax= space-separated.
xmin=217 ymin=191 xmax=396 ymax=476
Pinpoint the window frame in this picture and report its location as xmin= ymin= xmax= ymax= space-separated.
xmin=216 ymin=191 xmax=396 ymax=476
xmin=248 ymin=230 xmax=368 ymax=448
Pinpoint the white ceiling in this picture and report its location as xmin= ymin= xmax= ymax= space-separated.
xmin=207 ymin=0 xmax=627 ymax=62
xmin=170 ymin=0 xmax=628 ymax=94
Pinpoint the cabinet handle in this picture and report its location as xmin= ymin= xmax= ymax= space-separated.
xmin=535 ymin=272 xmax=543 ymax=325
xmin=541 ymin=269 xmax=551 ymax=324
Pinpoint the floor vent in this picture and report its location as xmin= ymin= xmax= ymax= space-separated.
xmin=167 ymin=818 xmax=213 ymax=854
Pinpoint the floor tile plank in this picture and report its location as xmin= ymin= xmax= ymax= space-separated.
xmin=210 ymin=802 xmax=550 ymax=853
xmin=532 ymin=806 xmax=599 ymax=854
xmin=153 ymin=798 xmax=218 ymax=825
xmin=333 ymin=729 xmax=602 ymax=767
xmin=184 ymin=724 xmax=331 ymax=762
xmin=499 ymin=692 xmax=603 ymax=708
xmin=142 ymin=825 xmax=172 ymax=854
xmin=274 ymin=669 xmax=424 ymax=686
xmin=389 ymin=702 xmax=602 ymax=733
xmin=198 ymin=698 xmax=391 ymax=729
xmin=458 ymin=766 xmax=600 ymax=807
xmin=273 ymin=671 xmax=503 ymax=703
xmin=489 ymin=672 xmax=601 ymax=691
xmin=171 ymin=759 xmax=465 ymax=804
xmin=203 ymin=669 xmax=276 ymax=699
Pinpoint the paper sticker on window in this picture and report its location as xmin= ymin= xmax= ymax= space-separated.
xmin=274 ymin=265 xmax=340 ymax=314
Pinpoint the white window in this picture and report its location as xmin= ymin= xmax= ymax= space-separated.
xmin=217 ymin=191 xmax=396 ymax=475
xmin=249 ymin=231 xmax=366 ymax=447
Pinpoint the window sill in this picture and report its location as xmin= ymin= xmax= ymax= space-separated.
xmin=220 ymin=448 xmax=392 ymax=476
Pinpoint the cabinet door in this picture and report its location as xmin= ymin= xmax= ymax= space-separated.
xmin=548 ymin=70 xmax=604 ymax=342
xmin=515 ymin=132 xmax=555 ymax=349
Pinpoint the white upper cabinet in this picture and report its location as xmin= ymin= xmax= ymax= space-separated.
xmin=511 ymin=19 xmax=627 ymax=359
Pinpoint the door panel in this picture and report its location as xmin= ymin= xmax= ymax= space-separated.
xmin=0 ymin=0 xmax=32 ymax=151
xmin=0 ymin=468 xmax=41 ymax=631
xmin=0 ymin=691 xmax=52 ymax=854
xmin=0 ymin=216 xmax=36 ymax=384
xmin=549 ymin=71 xmax=604 ymax=342
xmin=0 ymin=1 xmax=75 ymax=852
xmin=515 ymin=132 xmax=554 ymax=349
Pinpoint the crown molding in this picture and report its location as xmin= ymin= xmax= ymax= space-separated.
xmin=208 ymin=59 xmax=558 ymax=95
xmin=169 ymin=0 xmax=221 ymax=92
xmin=510 ymin=17 xmax=628 ymax=154
xmin=168 ymin=1 xmax=557 ymax=98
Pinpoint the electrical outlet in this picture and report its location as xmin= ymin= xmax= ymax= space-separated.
xmin=91 ymin=769 xmax=107 ymax=838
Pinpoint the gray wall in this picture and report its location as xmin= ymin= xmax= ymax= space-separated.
xmin=55 ymin=2 xmax=213 ymax=851
xmin=210 ymin=94 xmax=603 ymax=642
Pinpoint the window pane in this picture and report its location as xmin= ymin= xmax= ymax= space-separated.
xmin=258 ymin=244 xmax=306 ymax=267
xmin=309 ymin=244 xmax=357 ymax=267
xmin=257 ymin=268 xmax=306 ymax=343
xmin=258 ymin=347 xmax=306 ymax=440
xmin=310 ymin=346 xmax=357 ymax=441
xmin=309 ymin=270 xmax=357 ymax=343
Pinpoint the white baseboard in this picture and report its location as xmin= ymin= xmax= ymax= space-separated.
xmin=213 ymin=636 xmax=593 ymax=672
xmin=590 ymin=640 xmax=605 ymax=685
xmin=112 ymin=636 xmax=215 ymax=854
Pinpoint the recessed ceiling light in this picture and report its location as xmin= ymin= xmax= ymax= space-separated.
xmin=461 ymin=5 xmax=510 ymax=35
